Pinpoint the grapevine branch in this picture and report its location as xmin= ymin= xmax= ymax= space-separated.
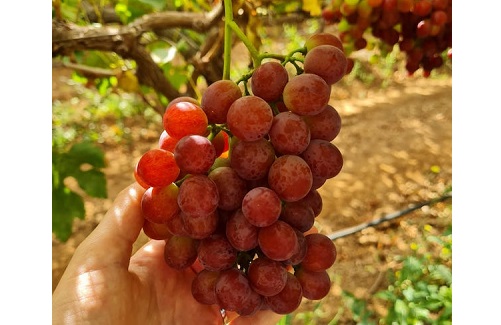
xmin=327 ymin=193 xmax=452 ymax=241
xmin=52 ymin=4 xmax=224 ymax=104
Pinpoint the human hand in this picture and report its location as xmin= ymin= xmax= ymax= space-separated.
xmin=52 ymin=182 xmax=284 ymax=325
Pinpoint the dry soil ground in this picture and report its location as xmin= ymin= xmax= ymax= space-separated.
xmin=52 ymin=60 xmax=452 ymax=324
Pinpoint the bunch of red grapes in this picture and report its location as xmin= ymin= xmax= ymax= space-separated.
xmin=322 ymin=0 xmax=452 ymax=77
xmin=134 ymin=33 xmax=348 ymax=317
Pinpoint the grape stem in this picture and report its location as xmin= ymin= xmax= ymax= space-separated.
xmin=222 ymin=0 xmax=233 ymax=80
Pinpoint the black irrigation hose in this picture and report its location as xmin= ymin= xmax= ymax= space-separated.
xmin=327 ymin=193 xmax=452 ymax=241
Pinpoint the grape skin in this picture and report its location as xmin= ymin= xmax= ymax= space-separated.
xmin=258 ymin=220 xmax=298 ymax=262
xmin=226 ymin=96 xmax=274 ymax=141
xmin=177 ymin=175 xmax=219 ymax=218
xmin=268 ymin=155 xmax=313 ymax=202
xmin=135 ymin=149 xmax=180 ymax=188
xmin=251 ymin=61 xmax=289 ymax=102
xmin=264 ymin=272 xmax=303 ymax=314
xmin=295 ymin=268 xmax=331 ymax=300
xmin=301 ymin=139 xmax=344 ymax=179
xmin=301 ymin=233 xmax=337 ymax=272
xmin=174 ymin=135 xmax=217 ymax=175
xmin=242 ymin=187 xmax=282 ymax=228
xmin=282 ymin=73 xmax=331 ymax=116
xmin=225 ymin=209 xmax=259 ymax=252
xmin=215 ymin=268 xmax=252 ymax=312
xmin=230 ymin=138 xmax=276 ymax=181
xmin=201 ymin=80 xmax=242 ymax=124
xmin=304 ymin=45 xmax=348 ymax=85
xmin=141 ymin=184 xmax=180 ymax=224
xmin=247 ymin=256 xmax=288 ymax=296
xmin=269 ymin=111 xmax=311 ymax=155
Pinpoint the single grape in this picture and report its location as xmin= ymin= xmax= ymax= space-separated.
xmin=301 ymin=139 xmax=343 ymax=179
xmin=247 ymin=256 xmax=288 ymax=296
xmin=251 ymin=61 xmax=289 ymax=102
xmin=236 ymin=288 xmax=263 ymax=317
xmin=264 ymin=272 xmax=303 ymax=314
xmin=282 ymin=73 xmax=331 ymax=116
xmin=286 ymin=229 xmax=308 ymax=265
xmin=242 ymin=187 xmax=282 ymax=227
xmin=225 ymin=209 xmax=259 ymax=252
xmin=279 ymin=201 xmax=315 ymax=233
xmin=177 ymin=175 xmax=219 ymax=218
xmin=268 ymin=155 xmax=313 ymax=202
xmin=297 ymin=189 xmax=323 ymax=217
xmin=163 ymin=235 xmax=199 ymax=269
xmin=181 ymin=210 xmax=219 ymax=240
xmin=305 ymin=32 xmax=344 ymax=52
xmin=141 ymin=183 xmax=179 ymax=224
xmin=300 ymin=233 xmax=337 ymax=272
xmin=142 ymin=219 xmax=172 ymax=240
xmin=197 ymin=234 xmax=237 ymax=271
xmin=174 ymin=135 xmax=216 ymax=175
xmin=230 ymin=138 xmax=276 ymax=181
xmin=215 ymin=268 xmax=252 ymax=312
xmin=302 ymin=104 xmax=342 ymax=141
xmin=226 ymin=96 xmax=274 ymax=141
xmin=164 ymin=211 xmax=188 ymax=236
xmin=208 ymin=166 xmax=247 ymax=211
xmin=166 ymin=96 xmax=200 ymax=110
xmin=201 ymin=79 xmax=242 ymax=124
xmin=268 ymin=111 xmax=311 ymax=155
xmin=258 ymin=220 xmax=298 ymax=261
xmin=211 ymin=130 xmax=230 ymax=158
xmin=163 ymin=101 xmax=208 ymax=139
xmin=158 ymin=130 xmax=180 ymax=152
xmin=191 ymin=269 xmax=220 ymax=305
xmin=135 ymin=149 xmax=180 ymax=188
xmin=304 ymin=45 xmax=348 ymax=85
xmin=295 ymin=268 xmax=331 ymax=300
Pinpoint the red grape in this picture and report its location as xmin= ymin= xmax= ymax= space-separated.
xmin=268 ymin=155 xmax=313 ymax=202
xmin=248 ymin=256 xmax=288 ymax=296
xmin=258 ymin=220 xmax=298 ymax=261
xmin=177 ymin=175 xmax=219 ymax=218
xmin=227 ymin=96 xmax=274 ymax=141
xmin=295 ymin=268 xmax=331 ymax=300
xmin=174 ymin=135 xmax=216 ymax=175
xmin=163 ymin=101 xmax=208 ymax=139
xmin=242 ymin=187 xmax=282 ymax=227
xmin=135 ymin=149 xmax=180 ymax=188
xmin=201 ymin=80 xmax=242 ymax=124
xmin=268 ymin=111 xmax=311 ymax=155
xmin=264 ymin=272 xmax=303 ymax=314
xmin=251 ymin=61 xmax=289 ymax=102
xmin=283 ymin=73 xmax=331 ymax=116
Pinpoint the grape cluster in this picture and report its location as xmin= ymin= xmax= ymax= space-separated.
xmin=134 ymin=34 xmax=348 ymax=317
xmin=322 ymin=0 xmax=452 ymax=77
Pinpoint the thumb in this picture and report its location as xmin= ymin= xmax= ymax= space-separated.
xmin=69 ymin=182 xmax=147 ymax=270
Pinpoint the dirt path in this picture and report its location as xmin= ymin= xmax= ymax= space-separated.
xmin=52 ymin=71 xmax=452 ymax=323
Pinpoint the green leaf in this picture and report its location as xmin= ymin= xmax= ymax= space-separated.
xmin=68 ymin=142 xmax=106 ymax=169
xmin=52 ymin=188 xmax=85 ymax=242
xmin=394 ymin=299 xmax=409 ymax=318
xmin=428 ymin=264 xmax=452 ymax=285
xmin=375 ymin=290 xmax=397 ymax=301
xmin=401 ymin=256 xmax=424 ymax=281
xmin=74 ymin=169 xmax=108 ymax=198
xmin=402 ymin=287 xmax=415 ymax=302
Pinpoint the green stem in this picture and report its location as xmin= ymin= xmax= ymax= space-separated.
xmin=222 ymin=0 xmax=233 ymax=80
xmin=227 ymin=20 xmax=260 ymax=67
